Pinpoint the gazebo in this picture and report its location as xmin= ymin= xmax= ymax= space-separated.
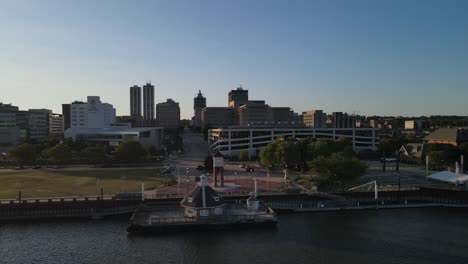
xmin=180 ymin=174 xmax=226 ymax=218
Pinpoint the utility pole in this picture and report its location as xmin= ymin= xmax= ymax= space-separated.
xmin=266 ymin=169 xmax=270 ymax=193
xmin=177 ymin=166 xmax=180 ymax=195
xmin=426 ymin=156 xmax=429 ymax=177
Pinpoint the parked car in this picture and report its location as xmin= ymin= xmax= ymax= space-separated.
xmin=245 ymin=166 xmax=255 ymax=172
xmin=239 ymin=164 xmax=247 ymax=168
xmin=32 ymin=165 xmax=42 ymax=169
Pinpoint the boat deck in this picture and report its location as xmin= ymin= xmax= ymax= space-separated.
xmin=129 ymin=203 xmax=277 ymax=230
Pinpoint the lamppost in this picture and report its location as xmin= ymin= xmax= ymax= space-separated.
xmin=250 ymin=168 xmax=253 ymax=191
xmin=96 ymin=177 xmax=101 ymax=198
xmin=235 ymin=172 xmax=238 ymax=186
xmin=266 ymin=169 xmax=270 ymax=193
xmin=120 ymin=175 xmax=126 ymax=193
xmin=185 ymin=168 xmax=189 ymax=194
xmin=177 ymin=166 xmax=180 ymax=195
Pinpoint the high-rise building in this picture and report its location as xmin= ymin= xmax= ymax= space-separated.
xmin=156 ymin=99 xmax=180 ymax=128
xmin=202 ymin=107 xmax=234 ymax=129
xmin=130 ymin=85 xmax=142 ymax=117
xmin=143 ymin=83 xmax=155 ymax=120
xmin=62 ymin=103 xmax=71 ymax=130
xmin=303 ymin=110 xmax=326 ymax=128
xmin=50 ymin=113 xmax=64 ymax=136
xmin=332 ymin=112 xmax=355 ymax=128
xmin=70 ymin=96 xmax=116 ymax=129
xmin=0 ymin=103 xmax=20 ymax=146
xmin=270 ymin=107 xmax=293 ymax=123
xmin=237 ymin=101 xmax=272 ymax=126
xmin=27 ymin=109 xmax=51 ymax=141
xmin=193 ymin=90 xmax=206 ymax=128
xmin=228 ymin=86 xmax=248 ymax=109
xmin=0 ymin=103 xmax=18 ymax=128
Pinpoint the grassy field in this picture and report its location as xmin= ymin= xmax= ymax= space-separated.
xmin=0 ymin=168 xmax=171 ymax=199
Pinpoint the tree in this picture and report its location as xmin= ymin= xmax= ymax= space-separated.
xmin=9 ymin=143 xmax=37 ymax=166
xmin=113 ymin=141 xmax=147 ymax=163
xmin=81 ymin=145 xmax=107 ymax=164
xmin=308 ymin=152 xmax=367 ymax=190
xmin=298 ymin=138 xmax=316 ymax=171
xmin=459 ymin=142 xmax=468 ymax=155
xmin=275 ymin=141 xmax=300 ymax=169
xmin=428 ymin=151 xmax=445 ymax=171
xmin=203 ymin=155 xmax=213 ymax=171
xmin=379 ymin=136 xmax=403 ymax=157
xmin=239 ymin=150 xmax=249 ymax=161
xmin=44 ymin=144 xmax=73 ymax=165
xmin=148 ymin=146 xmax=163 ymax=156
xmin=260 ymin=141 xmax=278 ymax=169
xmin=313 ymin=138 xmax=339 ymax=157
xmin=459 ymin=142 xmax=468 ymax=170
xmin=404 ymin=133 xmax=417 ymax=143
xmin=65 ymin=137 xmax=88 ymax=151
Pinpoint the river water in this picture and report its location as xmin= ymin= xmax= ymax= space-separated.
xmin=1 ymin=208 xmax=467 ymax=264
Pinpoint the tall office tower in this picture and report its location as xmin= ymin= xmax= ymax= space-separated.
xmin=193 ymin=90 xmax=206 ymax=128
xmin=70 ymin=96 xmax=116 ymax=129
xmin=130 ymin=85 xmax=142 ymax=117
xmin=156 ymin=99 xmax=181 ymax=129
xmin=228 ymin=86 xmax=249 ymax=109
xmin=303 ymin=110 xmax=326 ymax=128
xmin=143 ymin=83 xmax=155 ymax=120
xmin=332 ymin=112 xmax=355 ymax=128
xmin=0 ymin=103 xmax=20 ymax=146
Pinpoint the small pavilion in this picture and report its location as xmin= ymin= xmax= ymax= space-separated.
xmin=180 ymin=174 xmax=226 ymax=218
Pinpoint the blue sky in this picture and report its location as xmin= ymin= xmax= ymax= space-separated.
xmin=1 ymin=0 xmax=467 ymax=118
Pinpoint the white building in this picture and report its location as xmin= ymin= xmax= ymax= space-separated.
xmin=70 ymin=96 xmax=116 ymax=129
xmin=64 ymin=127 xmax=162 ymax=149
xmin=405 ymin=120 xmax=423 ymax=130
xmin=208 ymin=127 xmax=379 ymax=157
xmin=50 ymin=113 xmax=64 ymax=136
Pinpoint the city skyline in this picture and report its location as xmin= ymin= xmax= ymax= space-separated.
xmin=1 ymin=0 xmax=468 ymax=118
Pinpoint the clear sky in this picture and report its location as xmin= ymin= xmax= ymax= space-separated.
xmin=1 ymin=0 xmax=467 ymax=118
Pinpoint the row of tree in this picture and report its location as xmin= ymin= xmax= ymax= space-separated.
xmin=8 ymin=141 xmax=152 ymax=166
xmin=259 ymin=137 xmax=367 ymax=190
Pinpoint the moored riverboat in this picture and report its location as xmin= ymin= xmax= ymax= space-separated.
xmin=127 ymin=174 xmax=277 ymax=234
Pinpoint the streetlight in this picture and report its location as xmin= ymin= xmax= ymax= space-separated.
xmin=266 ymin=169 xmax=270 ymax=193
xmin=250 ymin=168 xmax=254 ymax=191
xmin=96 ymin=177 xmax=101 ymax=197
xmin=235 ymin=172 xmax=238 ymax=185
xmin=185 ymin=168 xmax=189 ymax=194
xmin=121 ymin=175 xmax=126 ymax=193
xmin=177 ymin=166 xmax=180 ymax=195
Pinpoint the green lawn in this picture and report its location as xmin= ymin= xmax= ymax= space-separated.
xmin=0 ymin=168 xmax=170 ymax=199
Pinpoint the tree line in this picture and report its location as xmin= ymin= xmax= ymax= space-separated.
xmin=7 ymin=140 xmax=158 ymax=167
xmin=259 ymin=137 xmax=367 ymax=190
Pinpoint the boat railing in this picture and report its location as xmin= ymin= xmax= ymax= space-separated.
xmin=149 ymin=213 xmax=273 ymax=225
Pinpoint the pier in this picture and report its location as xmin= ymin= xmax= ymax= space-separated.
xmin=1 ymin=187 xmax=468 ymax=221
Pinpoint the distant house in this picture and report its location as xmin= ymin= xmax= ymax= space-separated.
xmin=423 ymin=127 xmax=468 ymax=147
xmin=400 ymin=143 xmax=426 ymax=163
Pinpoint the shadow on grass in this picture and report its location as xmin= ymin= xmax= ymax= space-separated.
xmin=45 ymin=169 xmax=171 ymax=181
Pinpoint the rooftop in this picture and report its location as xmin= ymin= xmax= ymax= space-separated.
xmin=424 ymin=127 xmax=468 ymax=142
